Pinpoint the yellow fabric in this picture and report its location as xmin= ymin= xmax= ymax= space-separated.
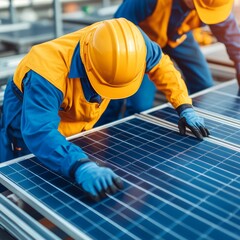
xmin=192 ymin=28 xmax=214 ymax=45
xmin=139 ymin=0 xmax=172 ymax=48
xmin=139 ymin=1 xmax=202 ymax=48
xmin=193 ymin=0 xmax=234 ymax=24
xmin=148 ymin=53 xmax=192 ymax=108
xmin=13 ymin=23 xmax=110 ymax=137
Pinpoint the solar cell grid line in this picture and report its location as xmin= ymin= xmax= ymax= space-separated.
xmin=189 ymin=79 xmax=238 ymax=98
xmin=112 ymin=173 xmax=240 ymax=240
xmin=192 ymin=92 xmax=240 ymax=122
xmin=0 ymin=159 xmax=142 ymax=240
xmin=1 ymin=158 xmax=209 ymax=240
xmin=1 ymin=154 xmax=201 ymax=240
xmin=214 ymin=85 xmax=240 ymax=98
xmin=140 ymin=104 xmax=240 ymax=147
xmin=71 ymin=118 xmax=240 ymax=236
xmin=79 ymin=118 xmax=240 ymax=205
xmin=0 ymin=158 xmax=239 ymax=240
xmin=0 ymin=116 xmax=240 ymax=240
xmin=188 ymin=80 xmax=240 ymax=124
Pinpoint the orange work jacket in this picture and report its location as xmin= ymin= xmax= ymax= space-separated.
xmin=13 ymin=23 xmax=110 ymax=137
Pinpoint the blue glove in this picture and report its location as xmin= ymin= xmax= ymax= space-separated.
xmin=75 ymin=161 xmax=123 ymax=201
xmin=178 ymin=108 xmax=209 ymax=140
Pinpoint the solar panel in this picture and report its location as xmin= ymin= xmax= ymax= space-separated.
xmin=1 ymin=116 xmax=240 ymax=240
xmin=214 ymin=83 xmax=240 ymax=96
xmin=193 ymin=92 xmax=240 ymax=121
xmin=142 ymin=104 xmax=240 ymax=147
xmin=190 ymin=80 xmax=240 ymax=123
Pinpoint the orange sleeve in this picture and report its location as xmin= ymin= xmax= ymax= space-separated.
xmin=148 ymin=53 xmax=192 ymax=108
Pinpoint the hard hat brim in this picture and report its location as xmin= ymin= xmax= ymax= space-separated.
xmin=86 ymin=66 xmax=145 ymax=100
xmin=193 ymin=0 xmax=233 ymax=24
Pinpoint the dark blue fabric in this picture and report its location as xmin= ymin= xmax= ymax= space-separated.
xmin=209 ymin=12 xmax=240 ymax=73
xmin=140 ymin=29 xmax=162 ymax=72
xmin=167 ymin=0 xmax=204 ymax=42
xmin=69 ymin=43 xmax=86 ymax=78
xmin=114 ymin=0 xmax=156 ymax=24
xmin=163 ymin=31 xmax=213 ymax=93
xmin=0 ymin=79 xmax=31 ymax=161
xmin=69 ymin=43 xmax=101 ymax=103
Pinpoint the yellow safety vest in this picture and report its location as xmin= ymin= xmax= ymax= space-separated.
xmin=13 ymin=23 xmax=110 ymax=137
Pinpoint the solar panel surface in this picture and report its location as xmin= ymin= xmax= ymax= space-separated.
xmin=192 ymin=92 xmax=240 ymax=121
xmin=214 ymin=82 xmax=240 ymax=96
xmin=190 ymin=81 xmax=240 ymax=122
xmin=1 ymin=117 xmax=240 ymax=240
xmin=142 ymin=105 xmax=240 ymax=146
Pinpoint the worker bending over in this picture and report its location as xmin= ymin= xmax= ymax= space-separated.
xmin=0 ymin=18 xmax=209 ymax=201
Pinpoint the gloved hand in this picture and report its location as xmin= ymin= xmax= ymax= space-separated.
xmin=75 ymin=161 xmax=124 ymax=202
xmin=178 ymin=108 xmax=209 ymax=140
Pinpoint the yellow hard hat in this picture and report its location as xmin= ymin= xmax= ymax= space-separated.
xmin=193 ymin=0 xmax=234 ymax=24
xmin=80 ymin=18 xmax=146 ymax=99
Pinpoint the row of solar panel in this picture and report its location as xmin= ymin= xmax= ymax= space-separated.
xmin=0 ymin=79 xmax=239 ymax=240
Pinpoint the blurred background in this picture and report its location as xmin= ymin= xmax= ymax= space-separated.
xmin=0 ymin=0 xmax=239 ymax=107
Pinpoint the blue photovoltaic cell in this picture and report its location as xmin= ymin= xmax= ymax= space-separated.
xmin=145 ymin=106 xmax=240 ymax=146
xmin=215 ymin=82 xmax=240 ymax=96
xmin=192 ymin=92 xmax=240 ymax=120
xmin=0 ymin=118 xmax=240 ymax=240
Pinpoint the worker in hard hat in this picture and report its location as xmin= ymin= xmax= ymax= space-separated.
xmin=97 ymin=0 xmax=240 ymax=126
xmin=0 ymin=18 xmax=209 ymax=202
